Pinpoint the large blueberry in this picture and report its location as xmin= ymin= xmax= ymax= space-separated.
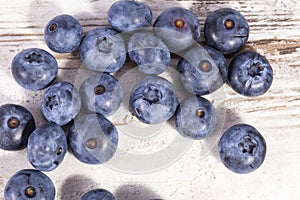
xmin=44 ymin=14 xmax=83 ymax=53
xmin=11 ymin=48 xmax=58 ymax=91
xmin=68 ymin=113 xmax=118 ymax=165
xmin=128 ymin=31 xmax=171 ymax=74
xmin=27 ymin=122 xmax=67 ymax=171
xmin=0 ymin=104 xmax=35 ymax=151
xmin=175 ymin=96 xmax=217 ymax=140
xmin=153 ymin=7 xmax=201 ymax=51
xmin=177 ymin=46 xmax=228 ymax=95
xmin=80 ymin=27 xmax=126 ymax=72
xmin=129 ymin=75 xmax=178 ymax=124
xmin=218 ymin=124 xmax=267 ymax=174
xmin=80 ymin=73 xmax=124 ymax=116
xmin=41 ymin=81 xmax=81 ymax=126
xmin=204 ymin=8 xmax=249 ymax=55
xmin=228 ymin=52 xmax=273 ymax=96
xmin=107 ymin=0 xmax=152 ymax=32
xmin=4 ymin=169 xmax=55 ymax=200
xmin=80 ymin=189 xmax=116 ymax=200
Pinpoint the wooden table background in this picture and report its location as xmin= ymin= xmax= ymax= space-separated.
xmin=0 ymin=0 xmax=299 ymax=199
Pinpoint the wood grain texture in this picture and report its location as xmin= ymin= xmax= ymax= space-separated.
xmin=0 ymin=0 xmax=299 ymax=199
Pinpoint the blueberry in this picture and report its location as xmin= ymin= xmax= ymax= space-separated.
xmin=80 ymin=73 xmax=124 ymax=116
xmin=177 ymin=46 xmax=228 ymax=95
xmin=107 ymin=0 xmax=152 ymax=32
xmin=128 ymin=31 xmax=171 ymax=74
xmin=0 ymin=104 xmax=35 ymax=151
xmin=80 ymin=27 xmax=126 ymax=72
xmin=41 ymin=81 xmax=81 ymax=126
xmin=228 ymin=52 xmax=273 ymax=96
xmin=44 ymin=14 xmax=83 ymax=53
xmin=80 ymin=189 xmax=116 ymax=200
xmin=129 ymin=75 xmax=178 ymax=124
xmin=218 ymin=124 xmax=267 ymax=174
xmin=68 ymin=113 xmax=118 ymax=165
xmin=27 ymin=122 xmax=67 ymax=171
xmin=175 ymin=96 xmax=217 ymax=140
xmin=11 ymin=48 xmax=58 ymax=91
xmin=4 ymin=169 xmax=55 ymax=200
xmin=204 ymin=8 xmax=249 ymax=55
xmin=153 ymin=7 xmax=201 ymax=51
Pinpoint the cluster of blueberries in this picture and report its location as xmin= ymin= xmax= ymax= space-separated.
xmin=0 ymin=0 xmax=273 ymax=199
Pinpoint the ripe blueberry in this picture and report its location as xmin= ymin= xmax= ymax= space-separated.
xmin=0 ymin=104 xmax=35 ymax=151
xmin=80 ymin=188 xmax=116 ymax=200
xmin=128 ymin=31 xmax=171 ymax=74
xmin=228 ymin=51 xmax=273 ymax=96
xmin=153 ymin=7 xmax=201 ymax=51
xmin=11 ymin=48 xmax=58 ymax=91
xmin=41 ymin=81 xmax=81 ymax=126
xmin=204 ymin=8 xmax=249 ymax=54
xmin=80 ymin=27 xmax=126 ymax=72
xmin=44 ymin=14 xmax=83 ymax=53
xmin=175 ymin=96 xmax=217 ymax=140
xmin=107 ymin=0 xmax=152 ymax=32
xmin=68 ymin=113 xmax=118 ymax=165
xmin=177 ymin=46 xmax=228 ymax=95
xmin=4 ymin=169 xmax=55 ymax=200
xmin=129 ymin=75 xmax=178 ymax=124
xmin=27 ymin=122 xmax=67 ymax=171
xmin=80 ymin=73 xmax=124 ymax=116
xmin=218 ymin=124 xmax=267 ymax=174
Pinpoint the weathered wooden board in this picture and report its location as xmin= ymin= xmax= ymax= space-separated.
xmin=0 ymin=0 xmax=299 ymax=199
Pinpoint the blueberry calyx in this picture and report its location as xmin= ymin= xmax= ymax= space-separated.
xmin=45 ymin=95 xmax=60 ymax=111
xmin=224 ymin=19 xmax=235 ymax=30
xmin=96 ymin=37 xmax=113 ymax=53
xmin=142 ymin=85 xmax=162 ymax=104
xmin=25 ymin=186 xmax=36 ymax=198
xmin=25 ymin=52 xmax=43 ymax=64
xmin=7 ymin=117 xmax=20 ymax=129
xmin=248 ymin=62 xmax=264 ymax=77
xmin=94 ymin=85 xmax=106 ymax=95
xmin=174 ymin=18 xmax=185 ymax=29
xmin=238 ymin=136 xmax=258 ymax=154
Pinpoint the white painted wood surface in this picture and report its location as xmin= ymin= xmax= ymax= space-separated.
xmin=0 ymin=0 xmax=300 ymax=199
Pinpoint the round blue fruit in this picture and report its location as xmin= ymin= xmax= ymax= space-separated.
xmin=175 ymin=96 xmax=217 ymax=140
xmin=153 ymin=7 xmax=201 ymax=51
xmin=11 ymin=48 xmax=58 ymax=91
xmin=228 ymin=51 xmax=273 ymax=96
xmin=0 ymin=104 xmax=35 ymax=151
xmin=128 ymin=31 xmax=171 ymax=74
xmin=80 ymin=189 xmax=116 ymax=200
xmin=4 ymin=169 xmax=55 ymax=200
xmin=129 ymin=75 xmax=179 ymax=124
xmin=107 ymin=0 xmax=152 ymax=32
xmin=218 ymin=124 xmax=267 ymax=174
xmin=41 ymin=81 xmax=81 ymax=126
xmin=68 ymin=113 xmax=119 ymax=165
xmin=80 ymin=72 xmax=124 ymax=116
xmin=44 ymin=14 xmax=83 ymax=53
xmin=80 ymin=27 xmax=126 ymax=72
xmin=204 ymin=8 xmax=249 ymax=55
xmin=27 ymin=122 xmax=67 ymax=171
xmin=177 ymin=46 xmax=228 ymax=95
